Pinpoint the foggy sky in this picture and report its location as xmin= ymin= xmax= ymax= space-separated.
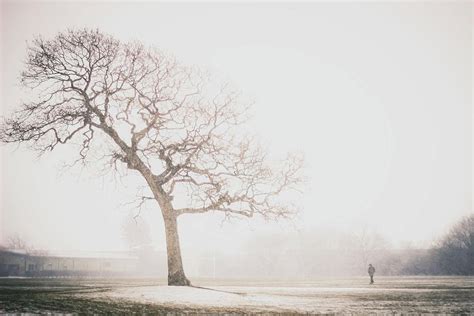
xmin=0 ymin=1 xmax=472 ymax=254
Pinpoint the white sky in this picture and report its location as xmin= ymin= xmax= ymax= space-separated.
xmin=0 ymin=1 xmax=472 ymax=253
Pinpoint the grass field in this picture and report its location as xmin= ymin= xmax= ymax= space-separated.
xmin=0 ymin=276 xmax=473 ymax=314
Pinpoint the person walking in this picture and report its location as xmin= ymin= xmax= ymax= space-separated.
xmin=368 ymin=264 xmax=375 ymax=284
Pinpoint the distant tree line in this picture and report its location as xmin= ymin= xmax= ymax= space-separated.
xmin=2 ymin=234 xmax=49 ymax=256
xmin=3 ymin=214 xmax=472 ymax=278
xmin=402 ymin=214 xmax=473 ymax=275
xmin=199 ymin=214 xmax=474 ymax=278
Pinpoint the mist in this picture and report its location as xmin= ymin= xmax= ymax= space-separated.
xmin=0 ymin=1 xmax=472 ymax=279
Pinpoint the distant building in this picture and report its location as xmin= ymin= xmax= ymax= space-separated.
xmin=0 ymin=249 xmax=139 ymax=277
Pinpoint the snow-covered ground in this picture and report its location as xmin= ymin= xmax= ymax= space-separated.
xmin=90 ymin=277 xmax=474 ymax=314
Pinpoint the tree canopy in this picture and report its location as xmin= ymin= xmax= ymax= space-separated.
xmin=1 ymin=28 xmax=303 ymax=220
xmin=0 ymin=29 xmax=303 ymax=285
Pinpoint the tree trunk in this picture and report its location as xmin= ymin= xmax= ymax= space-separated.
xmin=163 ymin=214 xmax=191 ymax=286
xmin=136 ymin=170 xmax=191 ymax=286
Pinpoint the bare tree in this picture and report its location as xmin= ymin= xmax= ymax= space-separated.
xmin=438 ymin=215 xmax=474 ymax=251
xmin=122 ymin=214 xmax=153 ymax=252
xmin=6 ymin=234 xmax=49 ymax=256
xmin=434 ymin=214 xmax=474 ymax=275
xmin=352 ymin=227 xmax=389 ymax=270
xmin=0 ymin=29 xmax=303 ymax=285
xmin=6 ymin=234 xmax=29 ymax=250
